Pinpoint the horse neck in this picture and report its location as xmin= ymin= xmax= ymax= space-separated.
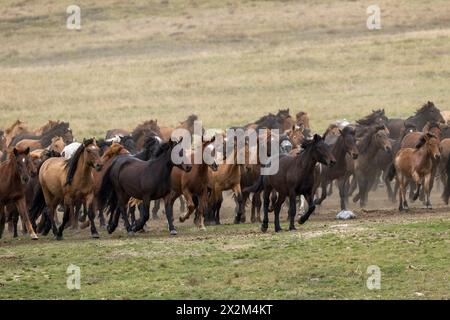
xmin=414 ymin=145 xmax=433 ymax=168
xmin=0 ymin=159 xmax=19 ymax=187
xmin=360 ymin=136 xmax=380 ymax=159
xmin=296 ymin=146 xmax=317 ymax=171
xmin=74 ymin=152 xmax=93 ymax=183
xmin=331 ymin=136 xmax=348 ymax=167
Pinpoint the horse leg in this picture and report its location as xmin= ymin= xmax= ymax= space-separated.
xmin=273 ymin=194 xmax=285 ymax=232
xmin=46 ymin=205 xmax=59 ymax=237
xmin=0 ymin=206 xmax=5 ymax=239
xmin=337 ymin=177 xmax=347 ymax=211
xmin=56 ymin=203 xmax=72 ymax=240
xmin=179 ymin=190 xmax=195 ymax=224
xmin=179 ymin=196 xmax=186 ymax=213
xmin=164 ymin=194 xmax=178 ymax=235
xmin=196 ymin=192 xmax=208 ymax=231
xmin=77 ymin=202 xmax=86 ymax=223
xmin=87 ymin=196 xmax=99 ymax=239
xmin=12 ymin=211 xmax=18 ymax=238
xmin=70 ymin=201 xmax=79 ymax=230
xmin=152 ymin=200 xmax=160 ymax=220
xmin=239 ymin=192 xmax=249 ymax=223
xmin=133 ymin=197 xmax=150 ymax=232
xmin=398 ymin=175 xmax=408 ymax=211
xmin=424 ymin=174 xmax=432 ymax=209
xmin=214 ymin=196 xmax=223 ymax=225
xmin=299 ymin=193 xmax=316 ymax=225
xmin=288 ymin=193 xmax=297 ymax=231
xmin=15 ymin=197 xmax=38 ymax=240
xmin=314 ymin=178 xmax=328 ymax=206
xmin=383 ymin=169 xmax=396 ymax=203
xmin=98 ymin=207 xmax=106 ymax=228
xmin=233 ymin=184 xmax=243 ymax=224
xmin=261 ymin=185 xmax=272 ymax=232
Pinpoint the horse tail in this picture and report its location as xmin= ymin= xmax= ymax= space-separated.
xmin=29 ymin=184 xmax=46 ymax=227
xmin=442 ymin=156 xmax=450 ymax=205
xmin=387 ymin=163 xmax=396 ymax=181
xmin=98 ymin=164 xmax=117 ymax=213
xmin=242 ymin=175 xmax=264 ymax=194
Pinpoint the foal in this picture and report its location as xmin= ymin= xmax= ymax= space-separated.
xmin=391 ymin=133 xmax=441 ymax=210
xmin=0 ymin=147 xmax=37 ymax=239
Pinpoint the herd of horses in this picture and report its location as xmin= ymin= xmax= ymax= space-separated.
xmin=1 ymin=101 xmax=450 ymax=240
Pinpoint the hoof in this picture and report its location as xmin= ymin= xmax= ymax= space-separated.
xmin=261 ymin=225 xmax=268 ymax=233
xmin=289 ymin=227 xmax=297 ymax=232
xmin=56 ymin=235 xmax=63 ymax=241
xmin=31 ymin=234 xmax=39 ymax=240
xmin=298 ymin=217 xmax=307 ymax=225
xmin=169 ymin=229 xmax=178 ymax=236
xmin=179 ymin=217 xmax=185 ymax=223
xmin=91 ymin=233 xmax=100 ymax=239
xmin=127 ymin=231 xmax=135 ymax=236
xmin=275 ymin=228 xmax=283 ymax=233
xmin=233 ymin=219 xmax=241 ymax=224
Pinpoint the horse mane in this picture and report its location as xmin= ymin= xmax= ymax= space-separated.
xmin=415 ymin=101 xmax=436 ymax=115
xmin=341 ymin=126 xmax=355 ymax=136
xmin=415 ymin=133 xmax=436 ymax=149
xmin=424 ymin=121 xmax=440 ymax=131
xmin=276 ymin=108 xmax=290 ymax=119
xmin=102 ymin=143 xmax=127 ymax=160
xmin=323 ymin=124 xmax=339 ymax=137
xmin=183 ymin=114 xmax=198 ymax=127
xmin=356 ymin=109 xmax=385 ymax=126
xmin=131 ymin=120 xmax=161 ymax=142
xmin=134 ymin=136 xmax=162 ymax=160
xmin=64 ymin=138 xmax=94 ymax=186
xmin=5 ymin=120 xmax=27 ymax=135
xmin=40 ymin=122 xmax=70 ymax=146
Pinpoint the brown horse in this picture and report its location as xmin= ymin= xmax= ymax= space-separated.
xmin=10 ymin=121 xmax=73 ymax=147
xmin=131 ymin=119 xmax=162 ymax=150
xmin=0 ymin=130 xmax=6 ymax=160
xmin=166 ymin=137 xmax=218 ymax=231
xmin=0 ymin=147 xmax=37 ymax=239
xmin=389 ymin=133 xmax=441 ymax=210
xmin=34 ymin=120 xmax=61 ymax=136
xmin=159 ymin=114 xmax=199 ymax=141
xmin=296 ymin=111 xmax=310 ymax=129
xmin=33 ymin=138 xmax=103 ymax=239
xmin=23 ymin=136 xmax=65 ymax=157
xmin=4 ymin=120 xmax=29 ymax=147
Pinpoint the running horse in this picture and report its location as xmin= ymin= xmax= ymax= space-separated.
xmin=32 ymin=138 xmax=103 ymax=239
xmin=0 ymin=147 xmax=38 ymax=239
xmin=389 ymin=133 xmax=441 ymax=210
xmin=99 ymin=137 xmax=192 ymax=235
xmin=244 ymin=134 xmax=336 ymax=232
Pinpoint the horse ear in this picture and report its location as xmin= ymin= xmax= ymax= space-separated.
xmin=24 ymin=147 xmax=30 ymax=155
xmin=210 ymin=135 xmax=216 ymax=143
xmin=314 ymin=134 xmax=321 ymax=142
xmin=13 ymin=147 xmax=18 ymax=157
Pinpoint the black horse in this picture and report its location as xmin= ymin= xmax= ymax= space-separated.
xmin=244 ymin=134 xmax=336 ymax=232
xmin=98 ymin=137 xmax=192 ymax=235
xmin=404 ymin=101 xmax=444 ymax=131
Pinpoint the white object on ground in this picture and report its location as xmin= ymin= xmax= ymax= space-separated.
xmin=336 ymin=210 xmax=357 ymax=220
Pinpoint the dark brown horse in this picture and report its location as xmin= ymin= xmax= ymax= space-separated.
xmin=244 ymin=134 xmax=336 ymax=232
xmin=352 ymin=125 xmax=392 ymax=208
xmin=355 ymin=109 xmax=389 ymax=138
xmin=131 ymin=119 xmax=162 ymax=150
xmin=314 ymin=126 xmax=359 ymax=209
xmin=0 ymin=147 xmax=37 ymax=239
xmin=99 ymin=137 xmax=192 ymax=235
xmin=404 ymin=101 xmax=444 ymax=131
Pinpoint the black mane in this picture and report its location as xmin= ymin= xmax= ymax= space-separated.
xmin=64 ymin=138 xmax=94 ymax=186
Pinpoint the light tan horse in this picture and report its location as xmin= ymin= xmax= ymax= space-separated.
xmin=391 ymin=133 xmax=441 ymax=211
xmin=28 ymin=136 xmax=65 ymax=158
xmin=36 ymin=138 xmax=103 ymax=239
xmin=4 ymin=120 xmax=29 ymax=146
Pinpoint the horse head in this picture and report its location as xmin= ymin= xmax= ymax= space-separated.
xmin=11 ymin=147 xmax=32 ymax=184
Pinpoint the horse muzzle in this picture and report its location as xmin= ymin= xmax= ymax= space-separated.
xmin=434 ymin=154 xmax=441 ymax=160
xmin=352 ymin=153 xmax=359 ymax=160
xmin=21 ymin=175 xmax=30 ymax=185
xmin=328 ymin=160 xmax=336 ymax=167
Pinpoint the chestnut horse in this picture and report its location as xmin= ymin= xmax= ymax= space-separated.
xmin=166 ymin=136 xmax=218 ymax=231
xmin=0 ymin=147 xmax=37 ymax=239
xmin=159 ymin=114 xmax=199 ymax=141
xmin=4 ymin=120 xmax=29 ymax=147
xmin=389 ymin=133 xmax=441 ymax=210
xmin=32 ymin=138 xmax=103 ymax=239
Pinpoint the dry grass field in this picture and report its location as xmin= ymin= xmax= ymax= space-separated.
xmin=0 ymin=0 xmax=449 ymax=300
